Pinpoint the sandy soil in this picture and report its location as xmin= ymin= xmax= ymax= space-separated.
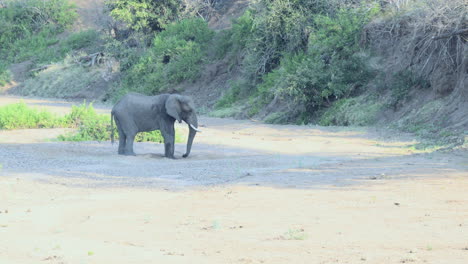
xmin=0 ymin=96 xmax=467 ymax=264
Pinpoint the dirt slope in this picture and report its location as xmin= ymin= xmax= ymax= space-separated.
xmin=1 ymin=96 xmax=467 ymax=263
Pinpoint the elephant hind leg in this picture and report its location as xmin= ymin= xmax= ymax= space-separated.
xmin=115 ymin=117 xmax=126 ymax=155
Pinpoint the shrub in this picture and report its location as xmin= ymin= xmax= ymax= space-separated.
xmin=0 ymin=0 xmax=77 ymax=59
xmin=215 ymin=79 xmax=248 ymax=109
xmin=6 ymin=29 xmax=62 ymax=63
xmin=61 ymin=30 xmax=101 ymax=51
xmin=21 ymin=60 xmax=102 ymax=98
xmin=0 ymin=102 xmax=63 ymax=129
xmin=0 ymin=64 xmax=11 ymax=86
xmin=0 ymin=102 xmax=180 ymax=143
xmin=120 ymin=18 xmax=214 ymax=95
xmin=388 ymin=69 xmax=430 ymax=109
xmin=105 ymin=0 xmax=183 ymax=33
xmin=221 ymin=0 xmax=340 ymax=77
xmin=214 ymin=10 xmax=254 ymax=58
xmin=319 ymin=96 xmax=383 ymax=126
xmin=59 ymin=111 xmax=111 ymax=141
xmin=253 ymin=5 xmax=379 ymax=121
xmin=58 ymin=103 xmax=182 ymax=143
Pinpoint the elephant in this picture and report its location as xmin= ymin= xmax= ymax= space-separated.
xmin=110 ymin=93 xmax=201 ymax=158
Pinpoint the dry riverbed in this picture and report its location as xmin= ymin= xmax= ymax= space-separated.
xmin=0 ymin=96 xmax=467 ymax=264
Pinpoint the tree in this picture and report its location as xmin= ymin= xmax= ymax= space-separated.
xmin=106 ymin=0 xmax=184 ymax=33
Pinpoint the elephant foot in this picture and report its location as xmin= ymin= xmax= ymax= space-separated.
xmin=182 ymin=153 xmax=189 ymax=158
xmin=123 ymin=151 xmax=136 ymax=156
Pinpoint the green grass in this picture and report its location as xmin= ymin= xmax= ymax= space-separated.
xmin=0 ymin=63 xmax=11 ymax=86
xmin=0 ymin=0 xmax=78 ymax=64
xmin=22 ymin=57 xmax=103 ymax=98
xmin=209 ymin=104 xmax=243 ymax=118
xmin=57 ymin=104 xmax=111 ymax=141
xmin=392 ymin=99 xmax=465 ymax=149
xmin=319 ymin=96 xmax=384 ymax=126
xmin=0 ymin=102 xmax=64 ymax=129
xmin=119 ymin=18 xmax=214 ymax=95
xmin=0 ymin=102 xmax=182 ymax=143
xmin=58 ymin=103 xmax=183 ymax=143
xmin=283 ymin=228 xmax=308 ymax=240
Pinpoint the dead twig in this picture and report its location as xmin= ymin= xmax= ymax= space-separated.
xmin=432 ymin=28 xmax=468 ymax=40
xmin=75 ymin=52 xmax=105 ymax=67
xmin=29 ymin=64 xmax=51 ymax=73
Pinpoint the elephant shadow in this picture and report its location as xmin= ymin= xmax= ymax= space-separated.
xmin=138 ymin=152 xmax=187 ymax=159
xmin=138 ymin=153 xmax=168 ymax=159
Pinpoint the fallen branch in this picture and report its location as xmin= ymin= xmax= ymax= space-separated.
xmin=76 ymin=52 xmax=105 ymax=67
xmin=432 ymin=28 xmax=468 ymax=40
xmin=29 ymin=64 xmax=52 ymax=73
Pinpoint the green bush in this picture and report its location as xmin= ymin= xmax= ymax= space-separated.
xmin=214 ymin=10 xmax=254 ymax=58
xmin=58 ymin=103 xmax=182 ymax=143
xmin=61 ymin=30 xmax=101 ymax=51
xmin=6 ymin=29 xmax=62 ymax=63
xmin=387 ymin=69 xmax=430 ymax=109
xmin=21 ymin=60 xmax=101 ymax=98
xmin=251 ymin=5 xmax=378 ymax=121
xmin=62 ymin=103 xmax=102 ymax=127
xmin=219 ymin=0 xmax=340 ymax=77
xmin=0 ymin=102 xmax=180 ymax=143
xmin=106 ymin=0 xmax=183 ymax=33
xmin=59 ymin=111 xmax=111 ymax=142
xmin=319 ymin=96 xmax=383 ymax=126
xmin=120 ymin=18 xmax=214 ymax=95
xmin=212 ymin=1 xmax=380 ymax=123
xmin=215 ymin=79 xmax=248 ymax=109
xmin=0 ymin=0 xmax=77 ymax=62
xmin=0 ymin=102 xmax=63 ymax=129
xmin=0 ymin=64 xmax=11 ymax=86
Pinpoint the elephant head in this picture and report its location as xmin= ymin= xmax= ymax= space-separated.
xmin=165 ymin=94 xmax=201 ymax=158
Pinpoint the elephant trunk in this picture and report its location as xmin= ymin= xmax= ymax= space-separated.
xmin=183 ymin=115 xmax=198 ymax=158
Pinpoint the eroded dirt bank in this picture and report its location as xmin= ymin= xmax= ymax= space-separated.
xmin=0 ymin=96 xmax=467 ymax=264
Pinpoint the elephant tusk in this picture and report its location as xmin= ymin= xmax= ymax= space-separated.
xmin=189 ymin=123 xmax=202 ymax=132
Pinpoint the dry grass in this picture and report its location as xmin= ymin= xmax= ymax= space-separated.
xmin=366 ymin=0 xmax=466 ymax=80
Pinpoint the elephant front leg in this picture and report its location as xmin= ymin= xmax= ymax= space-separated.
xmin=163 ymin=136 xmax=175 ymax=159
xmin=124 ymin=133 xmax=137 ymax=156
xmin=162 ymin=131 xmax=175 ymax=159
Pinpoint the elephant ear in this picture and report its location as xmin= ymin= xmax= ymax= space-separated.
xmin=165 ymin=95 xmax=182 ymax=123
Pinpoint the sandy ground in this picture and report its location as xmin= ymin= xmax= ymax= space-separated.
xmin=0 ymin=96 xmax=467 ymax=264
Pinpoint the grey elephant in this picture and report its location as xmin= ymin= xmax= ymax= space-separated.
xmin=111 ymin=93 xmax=201 ymax=158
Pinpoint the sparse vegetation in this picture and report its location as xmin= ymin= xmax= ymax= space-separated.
xmin=57 ymin=103 xmax=181 ymax=142
xmin=105 ymin=0 xmax=183 ymax=33
xmin=61 ymin=30 xmax=101 ymax=52
xmin=215 ymin=79 xmax=246 ymax=109
xmin=319 ymin=96 xmax=384 ymax=126
xmin=0 ymin=0 xmax=77 ymax=64
xmin=214 ymin=0 xmax=379 ymax=122
xmin=386 ymin=69 xmax=430 ymax=110
xmin=22 ymin=57 xmax=103 ymax=98
xmin=114 ymin=18 xmax=214 ymax=96
xmin=0 ymin=102 xmax=63 ymax=129
xmin=0 ymin=102 xmax=180 ymax=143
xmin=0 ymin=64 xmax=11 ymax=86
xmin=283 ymin=228 xmax=308 ymax=240
xmin=0 ymin=0 xmax=466 ymax=148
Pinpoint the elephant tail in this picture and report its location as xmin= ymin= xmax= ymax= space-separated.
xmin=110 ymin=111 xmax=115 ymax=145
